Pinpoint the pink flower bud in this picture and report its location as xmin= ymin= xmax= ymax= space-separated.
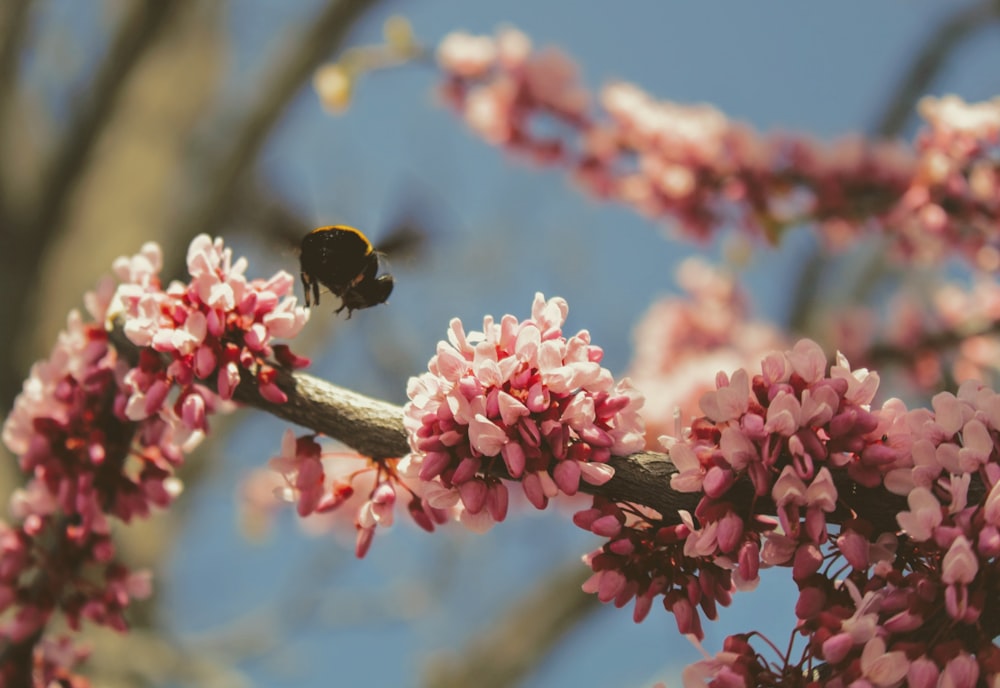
xmin=591 ymin=514 xmax=622 ymax=538
xmin=738 ymin=540 xmax=760 ymax=583
xmin=408 ymin=499 xmax=435 ymax=532
xmin=522 ymin=471 xmax=548 ymax=509
xmin=668 ymin=595 xmax=703 ymax=640
xmin=258 ymin=381 xmax=287 ymax=404
xmin=451 ymin=456 xmax=481 ymax=484
xmin=418 ymin=452 xmax=452 ymax=481
xmin=632 ymin=593 xmax=653 ymax=623
xmin=940 ymin=653 xmax=979 ymax=688
xmin=553 ymin=458 xmax=581 ymax=494
xmin=792 ymin=544 xmax=823 ymax=581
xmin=794 ymin=585 xmax=825 ymax=620
xmin=821 ymin=632 xmax=854 ymax=664
xmin=716 ymin=511 xmax=744 ymax=554
xmin=458 ymin=478 xmax=488 ymax=514
xmin=501 ymin=442 xmax=526 ymax=478
xmin=578 ymin=460 xmax=615 ymax=485
xmin=596 ymin=569 xmax=626 ymax=603
xmin=703 ymin=466 xmax=735 ymax=498
xmin=978 ymin=525 xmax=1000 ymax=557
xmin=194 ymin=346 xmax=217 ymax=378
xmin=945 ymin=582 xmax=968 ymax=620
xmin=486 ymin=482 xmax=509 ymax=522
xmin=609 ymin=538 xmax=633 ymax=555
xmin=906 ymin=658 xmax=940 ymax=688
xmin=355 ymin=526 xmax=375 ymax=558
xmin=836 ymin=529 xmax=870 ymax=570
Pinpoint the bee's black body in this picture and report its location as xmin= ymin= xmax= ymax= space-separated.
xmin=299 ymin=225 xmax=394 ymax=316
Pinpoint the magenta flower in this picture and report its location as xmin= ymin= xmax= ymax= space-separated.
xmin=114 ymin=235 xmax=309 ymax=415
xmin=1 ymin=235 xmax=312 ymax=682
xmin=857 ymin=636 xmax=909 ymax=687
xmin=269 ymin=429 xmax=450 ymax=557
xmin=402 ymin=293 xmax=644 ymax=528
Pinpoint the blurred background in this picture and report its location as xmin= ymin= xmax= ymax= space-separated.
xmin=1 ymin=1 xmax=999 ymax=686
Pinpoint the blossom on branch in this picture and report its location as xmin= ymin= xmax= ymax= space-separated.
xmin=435 ymin=27 xmax=1000 ymax=268
xmin=401 ymin=293 xmax=645 ymax=531
xmin=1 ymin=235 xmax=310 ymax=684
xmin=579 ymin=337 xmax=1000 ymax=684
xmin=267 ymin=430 xmax=449 ymax=558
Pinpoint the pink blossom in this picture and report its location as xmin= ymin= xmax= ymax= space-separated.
xmin=113 ymin=235 xmax=309 ymax=448
xmin=896 ymin=486 xmax=942 ymax=542
xmin=403 ymin=294 xmax=644 ymax=528
xmin=668 ymin=442 xmax=706 ymax=492
xmin=939 ymin=652 xmax=980 ymax=688
xmin=699 ymin=369 xmax=750 ymax=423
xmin=1 ymin=234 xmax=314 ymax=677
xmin=437 ymin=31 xmax=498 ymax=78
xmin=941 ymin=535 xmax=978 ymax=585
xmin=858 ymin=636 xmax=909 ymax=687
xmin=984 ymin=480 xmax=1000 ymax=525
xmin=434 ymin=28 xmax=1000 ymax=267
xmin=906 ymin=658 xmax=941 ymax=688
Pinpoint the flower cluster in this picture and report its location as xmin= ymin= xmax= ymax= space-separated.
xmin=436 ymin=28 xmax=1000 ymax=268
xmin=580 ymin=339 xmax=1000 ymax=685
xmin=267 ymin=430 xmax=449 ymax=558
xmin=401 ymin=293 xmax=645 ymax=532
xmin=578 ymin=340 xmax=893 ymax=642
xmin=1 ymin=297 xmax=157 ymax=658
xmin=824 ymin=380 xmax=1000 ymax=686
xmin=1 ymin=235 xmax=309 ymax=684
xmin=114 ymin=235 xmax=309 ymax=432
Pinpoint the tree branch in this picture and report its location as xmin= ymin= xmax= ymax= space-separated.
xmin=866 ymin=318 xmax=1000 ymax=368
xmin=31 ymin=1 xmax=178 ymax=243
xmin=0 ymin=0 xmax=33 ymax=137
xmin=1 ymin=1 xmax=178 ymax=416
xmin=108 ymin=327 xmax=913 ymax=535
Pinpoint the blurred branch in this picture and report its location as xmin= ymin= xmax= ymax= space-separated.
xmin=788 ymin=1 xmax=1000 ymax=335
xmin=0 ymin=0 xmax=33 ymax=134
xmin=874 ymin=0 xmax=1000 ymax=137
xmin=0 ymin=0 xmax=33 ymax=277
xmin=31 ymin=1 xmax=178 ymax=243
xmin=865 ymin=319 xmax=1000 ymax=368
xmin=422 ymin=563 xmax=599 ymax=688
xmin=1 ymin=1 xmax=178 ymax=415
xmin=177 ymin=0 xmax=378 ymax=248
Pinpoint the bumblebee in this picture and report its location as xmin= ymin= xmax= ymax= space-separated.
xmin=299 ymin=225 xmax=394 ymax=316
